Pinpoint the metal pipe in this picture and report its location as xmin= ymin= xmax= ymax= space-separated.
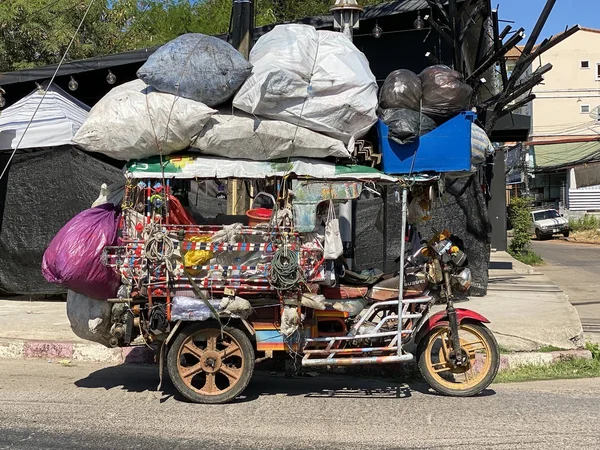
xmin=304 ymin=346 xmax=398 ymax=355
xmin=397 ymin=187 xmax=408 ymax=357
xmin=339 ymin=200 xmax=354 ymax=270
xmin=301 ymin=353 xmax=414 ymax=367
xmin=306 ymin=330 xmax=411 ymax=343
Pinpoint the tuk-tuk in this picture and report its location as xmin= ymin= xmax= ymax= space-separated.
xmin=103 ymin=153 xmax=499 ymax=404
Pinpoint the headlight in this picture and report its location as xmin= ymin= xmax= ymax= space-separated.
xmin=452 ymin=268 xmax=472 ymax=292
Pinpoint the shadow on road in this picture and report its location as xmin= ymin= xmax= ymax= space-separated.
xmin=74 ymin=364 xmax=496 ymax=403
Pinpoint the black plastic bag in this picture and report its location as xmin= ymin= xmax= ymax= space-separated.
xmin=379 ymin=69 xmax=422 ymax=111
xmin=379 ymin=108 xmax=437 ymax=144
xmin=419 ymin=65 xmax=472 ymax=122
xmin=137 ymin=34 xmax=252 ymax=107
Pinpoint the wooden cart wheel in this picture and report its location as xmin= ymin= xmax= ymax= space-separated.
xmin=167 ymin=322 xmax=254 ymax=404
xmin=417 ymin=322 xmax=499 ymax=397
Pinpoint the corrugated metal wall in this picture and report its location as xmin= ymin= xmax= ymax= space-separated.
xmin=568 ymin=187 xmax=600 ymax=211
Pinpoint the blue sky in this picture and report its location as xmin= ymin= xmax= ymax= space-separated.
xmin=496 ymin=0 xmax=600 ymax=42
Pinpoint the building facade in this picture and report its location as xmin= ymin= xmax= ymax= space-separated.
xmin=529 ymin=27 xmax=600 ymax=142
xmin=505 ymin=27 xmax=600 ymax=212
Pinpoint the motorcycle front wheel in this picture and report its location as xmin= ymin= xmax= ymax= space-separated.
xmin=417 ymin=322 xmax=500 ymax=397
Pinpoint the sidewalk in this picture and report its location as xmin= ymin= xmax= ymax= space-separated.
xmin=456 ymin=251 xmax=584 ymax=351
xmin=0 ymin=251 xmax=586 ymax=364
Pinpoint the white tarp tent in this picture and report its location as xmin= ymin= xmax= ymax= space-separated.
xmin=0 ymin=83 xmax=90 ymax=150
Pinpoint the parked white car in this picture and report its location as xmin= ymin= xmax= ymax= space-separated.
xmin=531 ymin=209 xmax=570 ymax=240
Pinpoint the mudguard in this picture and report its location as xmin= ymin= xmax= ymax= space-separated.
xmin=415 ymin=308 xmax=491 ymax=345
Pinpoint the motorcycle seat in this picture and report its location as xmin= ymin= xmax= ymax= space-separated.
xmin=321 ymin=285 xmax=369 ymax=299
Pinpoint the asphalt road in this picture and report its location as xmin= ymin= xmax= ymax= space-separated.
xmin=530 ymin=239 xmax=600 ymax=337
xmin=1 ymin=360 xmax=599 ymax=450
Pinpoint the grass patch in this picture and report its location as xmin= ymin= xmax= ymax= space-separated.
xmin=508 ymin=249 xmax=544 ymax=266
xmin=585 ymin=342 xmax=600 ymax=360
xmin=495 ymin=357 xmax=600 ymax=383
xmin=569 ymin=214 xmax=600 ymax=232
xmin=537 ymin=345 xmax=565 ymax=353
xmin=498 ymin=345 xmax=514 ymax=354
xmin=496 ymin=342 xmax=600 ymax=383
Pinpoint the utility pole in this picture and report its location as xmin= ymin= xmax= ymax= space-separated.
xmin=331 ymin=0 xmax=362 ymax=269
xmin=231 ymin=0 xmax=254 ymax=59
xmin=229 ymin=0 xmax=254 ymax=215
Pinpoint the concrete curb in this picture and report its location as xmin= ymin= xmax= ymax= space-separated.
xmin=0 ymin=338 xmax=156 ymax=364
xmin=0 ymin=338 xmax=593 ymax=372
xmin=509 ymin=258 xmax=536 ymax=275
xmin=499 ymin=350 xmax=593 ymax=370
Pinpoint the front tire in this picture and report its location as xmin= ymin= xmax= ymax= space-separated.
xmin=167 ymin=322 xmax=254 ymax=404
xmin=563 ymin=230 xmax=570 ymax=238
xmin=417 ymin=322 xmax=499 ymax=397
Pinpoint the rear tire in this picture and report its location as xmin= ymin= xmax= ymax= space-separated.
xmin=167 ymin=322 xmax=254 ymax=404
xmin=418 ymin=322 xmax=499 ymax=397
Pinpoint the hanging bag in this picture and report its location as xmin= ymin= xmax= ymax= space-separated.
xmin=323 ymin=199 xmax=343 ymax=260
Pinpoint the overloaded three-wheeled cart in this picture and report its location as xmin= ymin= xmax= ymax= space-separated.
xmin=102 ymin=154 xmax=500 ymax=404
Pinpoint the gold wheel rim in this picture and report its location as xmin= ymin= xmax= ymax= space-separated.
xmin=424 ymin=324 xmax=492 ymax=391
xmin=177 ymin=328 xmax=245 ymax=396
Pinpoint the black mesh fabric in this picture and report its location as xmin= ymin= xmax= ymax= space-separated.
xmin=421 ymin=176 xmax=491 ymax=296
xmin=0 ymin=146 xmax=122 ymax=295
xmin=355 ymin=178 xmax=491 ymax=296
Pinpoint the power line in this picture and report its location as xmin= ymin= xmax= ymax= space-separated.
xmin=0 ymin=0 xmax=98 ymax=182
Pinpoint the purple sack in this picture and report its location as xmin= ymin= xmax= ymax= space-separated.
xmin=42 ymin=203 xmax=121 ymax=300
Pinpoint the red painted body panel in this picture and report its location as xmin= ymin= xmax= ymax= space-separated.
xmin=415 ymin=308 xmax=491 ymax=344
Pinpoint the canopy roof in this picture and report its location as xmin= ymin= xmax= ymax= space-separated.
xmin=531 ymin=140 xmax=600 ymax=171
xmin=0 ymin=83 xmax=90 ymax=150
xmin=126 ymin=154 xmax=398 ymax=182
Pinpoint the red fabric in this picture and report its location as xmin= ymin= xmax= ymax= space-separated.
xmin=168 ymin=195 xmax=195 ymax=225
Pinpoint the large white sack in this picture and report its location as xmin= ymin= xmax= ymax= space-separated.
xmin=73 ymin=79 xmax=216 ymax=161
xmin=233 ymin=24 xmax=378 ymax=147
xmin=192 ymin=111 xmax=350 ymax=160
xmin=66 ymin=290 xmax=113 ymax=348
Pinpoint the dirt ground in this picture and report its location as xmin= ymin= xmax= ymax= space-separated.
xmin=568 ymin=230 xmax=600 ymax=245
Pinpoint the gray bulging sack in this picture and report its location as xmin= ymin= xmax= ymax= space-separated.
xmin=137 ymin=34 xmax=252 ymax=107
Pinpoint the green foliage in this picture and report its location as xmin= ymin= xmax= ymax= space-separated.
xmin=507 ymin=196 xmax=543 ymax=265
xmin=513 ymin=250 xmax=543 ymax=266
xmin=0 ymin=0 xmax=389 ymax=72
xmin=0 ymin=0 xmax=143 ymax=71
xmin=508 ymin=197 xmax=532 ymax=255
xmin=585 ymin=342 xmax=600 ymax=361
xmin=494 ymin=357 xmax=600 ymax=383
xmin=537 ymin=345 xmax=565 ymax=353
xmin=569 ymin=214 xmax=600 ymax=232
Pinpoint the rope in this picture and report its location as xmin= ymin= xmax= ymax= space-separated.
xmin=0 ymin=0 xmax=97 ymax=181
xmin=268 ymin=247 xmax=301 ymax=291
xmin=144 ymin=226 xmax=175 ymax=274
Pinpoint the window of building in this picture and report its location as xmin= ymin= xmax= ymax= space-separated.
xmin=581 ymin=60 xmax=590 ymax=69
xmin=597 ymin=63 xmax=600 ymax=80
xmin=581 ymin=105 xmax=590 ymax=114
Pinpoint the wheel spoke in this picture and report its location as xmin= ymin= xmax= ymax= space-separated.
xmin=207 ymin=335 xmax=218 ymax=351
xmin=439 ymin=332 xmax=451 ymax=360
xmin=200 ymin=373 xmax=217 ymax=394
xmin=221 ymin=341 xmax=241 ymax=359
xmin=220 ymin=364 xmax=242 ymax=382
xmin=182 ymin=341 xmax=204 ymax=360
xmin=181 ymin=362 xmax=204 ymax=380
xmin=431 ymin=361 xmax=452 ymax=373
xmin=462 ymin=340 xmax=486 ymax=351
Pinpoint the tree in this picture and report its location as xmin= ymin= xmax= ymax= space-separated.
xmin=0 ymin=0 xmax=388 ymax=72
xmin=0 ymin=0 xmax=143 ymax=72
